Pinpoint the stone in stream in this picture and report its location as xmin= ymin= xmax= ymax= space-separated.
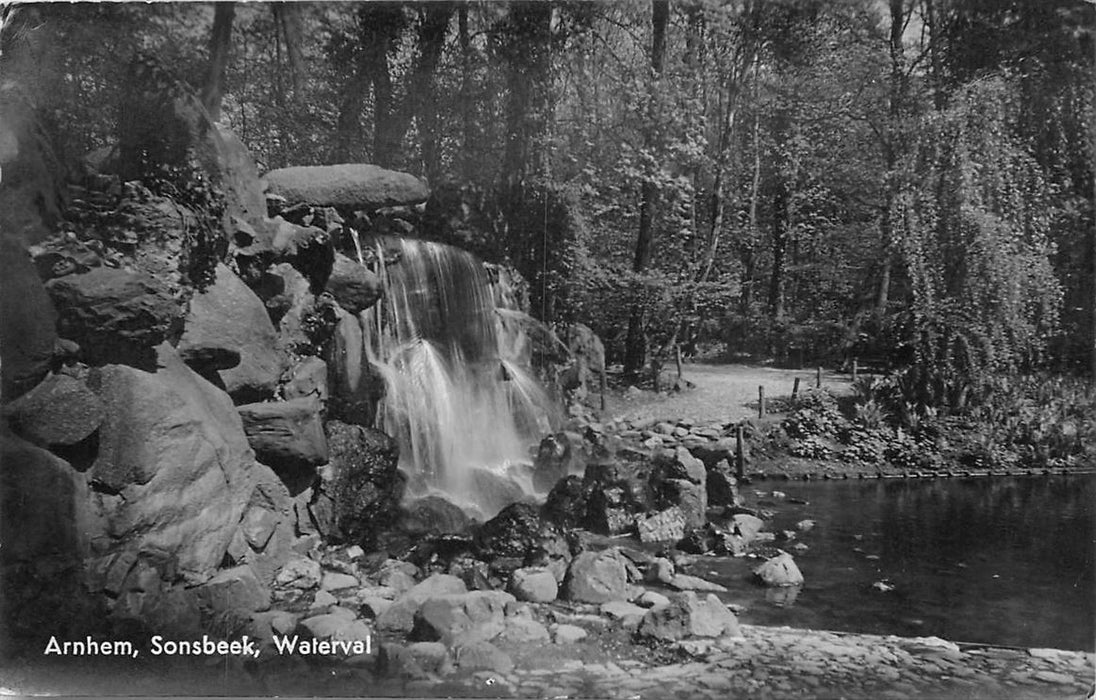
xmin=753 ymin=552 xmax=805 ymax=587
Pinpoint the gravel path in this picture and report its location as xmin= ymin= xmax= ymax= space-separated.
xmin=605 ymin=363 xmax=854 ymax=425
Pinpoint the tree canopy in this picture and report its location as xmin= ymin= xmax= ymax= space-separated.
xmin=3 ymin=0 xmax=1093 ymax=392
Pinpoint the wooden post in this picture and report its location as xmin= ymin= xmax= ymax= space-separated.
xmin=792 ymin=376 xmax=801 ymax=401
xmin=735 ymin=424 xmax=745 ymax=479
xmin=758 ymin=385 xmax=766 ymax=418
xmin=816 ymin=366 xmax=822 ymax=388
xmin=852 ymin=357 xmax=859 ymax=382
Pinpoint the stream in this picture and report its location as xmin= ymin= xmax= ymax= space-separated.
xmin=705 ymin=474 xmax=1095 ymax=651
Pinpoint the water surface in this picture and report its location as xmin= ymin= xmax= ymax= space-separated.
xmin=706 ymin=475 xmax=1095 ymax=650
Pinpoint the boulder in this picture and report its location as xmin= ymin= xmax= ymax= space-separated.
xmin=552 ymin=624 xmax=588 ymax=644
xmin=321 ymin=421 xmax=402 ymax=548
xmin=213 ymin=124 xmax=268 ymax=232
xmin=412 ymin=590 xmax=515 ymax=645
xmin=453 ymin=640 xmax=514 ymax=674
xmin=260 ymin=263 xmax=316 ymax=353
xmin=0 ymin=242 xmax=58 ymax=398
xmin=325 ymin=253 xmax=382 ymax=314
xmin=46 ymin=267 xmax=183 ymax=368
xmin=196 ymin=565 xmax=271 ymax=616
xmin=509 ymin=567 xmax=558 ymax=603
xmin=0 ymin=83 xmax=67 ymax=246
xmin=687 ymin=438 xmax=737 ymax=469
xmin=86 ymin=344 xmax=272 ymax=581
xmin=237 ymin=397 xmax=327 ymax=474
xmin=378 ymin=641 xmax=450 ymax=678
xmin=0 ymin=430 xmax=91 ymax=566
xmin=636 ymin=507 xmax=687 ymax=543
xmin=275 ymin=556 xmax=322 ymax=590
xmin=178 ymin=263 xmax=286 ymax=402
xmin=731 ymin=513 xmax=765 ymax=544
xmin=297 ymin=614 xmax=373 ymax=651
xmin=474 ymin=502 xmax=561 ymax=561
xmin=375 ymin=573 xmax=467 ymax=633
xmin=499 ymin=616 xmax=550 ymax=643
xmin=2 ymin=373 xmax=104 ymax=450
xmin=637 ymin=591 xmax=741 ymax=641
xmin=542 ymin=475 xmax=589 ymax=530
xmin=753 ymin=552 xmax=804 ymax=587
xmin=707 ymin=458 xmax=741 ymax=507
xmin=264 ymin=164 xmax=430 ymax=211
xmin=600 ymin=600 xmax=646 ymax=627
xmin=656 ymin=478 xmax=707 ymax=529
xmin=400 ymin=495 xmax=473 ymax=536
xmin=563 ymin=549 xmax=629 ymax=604
xmin=325 ymin=307 xmax=382 ymax=426
xmin=231 ymin=469 xmax=295 ymax=584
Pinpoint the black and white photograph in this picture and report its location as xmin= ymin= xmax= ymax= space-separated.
xmin=0 ymin=1 xmax=1093 ymax=697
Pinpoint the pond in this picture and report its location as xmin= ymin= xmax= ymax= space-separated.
xmin=705 ymin=475 xmax=1095 ymax=651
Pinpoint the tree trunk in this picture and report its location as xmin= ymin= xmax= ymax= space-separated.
xmin=768 ymin=180 xmax=788 ymax=320
xmin=623 ymin=0 xmax=669 ymax=381
xmin=200 ymin=2 xmax=235 ymax=122
xmin=273 ymin=3 xmax=305 ymax=95
xmin=458 ymin=2 xmax=475 ymax=182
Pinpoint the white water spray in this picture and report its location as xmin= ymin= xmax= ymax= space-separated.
xmin=354 ymin=235 xmax=555 ymax=510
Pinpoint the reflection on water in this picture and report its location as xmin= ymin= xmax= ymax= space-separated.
xmin=708 ymin=476 xmax=1096 ymax=650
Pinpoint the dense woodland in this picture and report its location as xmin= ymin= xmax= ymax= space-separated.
xmin=4 ymin=0 xmax=1095 ymax=400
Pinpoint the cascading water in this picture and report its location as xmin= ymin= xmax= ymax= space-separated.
xmin=354 ymin=235 xmax=555 ymax=510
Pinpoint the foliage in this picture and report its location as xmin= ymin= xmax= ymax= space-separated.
xmin=892 ymin=76 xmax=1066 ymax=400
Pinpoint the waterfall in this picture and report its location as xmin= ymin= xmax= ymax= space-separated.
xmin=356 ymin=235 xmax=555 ymax=508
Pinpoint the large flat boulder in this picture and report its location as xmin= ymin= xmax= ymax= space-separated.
xmin=264 ymin=164 xmax=429 ymax=211
xmin=178 ymin=263 xmax=286 ymax=403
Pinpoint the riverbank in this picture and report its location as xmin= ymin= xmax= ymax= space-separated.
xmin=4 ymin=621 xmax=1092 ymax=699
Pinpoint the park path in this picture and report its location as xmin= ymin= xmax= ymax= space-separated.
xmin=606 ymin=363 xmax=854 ymax=425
